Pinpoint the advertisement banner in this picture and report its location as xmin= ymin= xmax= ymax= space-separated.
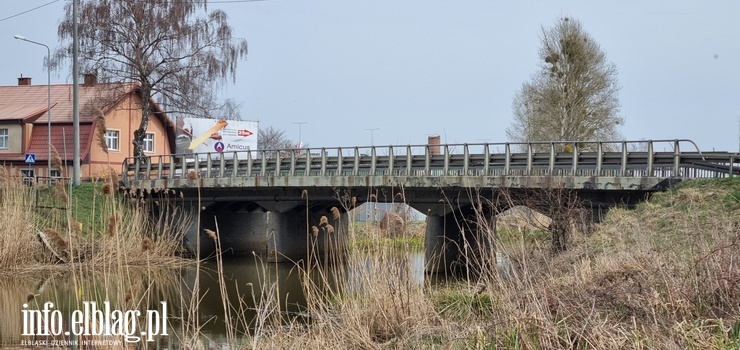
xmin=180 ymin=118 xmax=258 ymax=160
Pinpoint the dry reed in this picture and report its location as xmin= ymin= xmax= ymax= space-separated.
xmin=94 ymin=109 xmax=108 ymax=154
xmin=107 ymin=213 xmax=120 ymax=237
xmin=248 ymin=179 xmax=740 ymax=348
xmin=141 ymin=237 xmax=153 ymax=251
xmin=204 ymin=228 xmax=218 ymax=241
xmin=330 ymin=206 xmax=340 ymax=220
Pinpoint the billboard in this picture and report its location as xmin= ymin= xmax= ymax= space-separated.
xmin=179 ymin=118 xmax=258 ymax=159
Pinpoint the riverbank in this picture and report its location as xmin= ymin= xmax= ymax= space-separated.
xmin=0 ymin=173 xmax=189 ymax=272
xmin=251 ymin=178 xmax=740 ymax=348
xmin=2 ymin=176 xmax=738 ymax=348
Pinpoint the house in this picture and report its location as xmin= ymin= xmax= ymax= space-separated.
xmin=0 ymin=74 xmax=175 ymax=180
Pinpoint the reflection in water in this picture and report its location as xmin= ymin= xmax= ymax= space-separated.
xmin=0 ymin=268 xmax=181 ymax=347
xmin=0 ymin=251 xmax=428 ymax=348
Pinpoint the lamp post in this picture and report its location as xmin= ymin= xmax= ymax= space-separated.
xmin=365 ymin=128 xmax=379 ymax=146
xmin=14 ymin=35 xmax=51 ymax=182
xmin=293 ymin=121 xmax=307 ymax=148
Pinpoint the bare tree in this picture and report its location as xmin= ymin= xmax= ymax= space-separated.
xmin=507 ymin=17 xmax=622 ymax=150
xmin=203 ymin=98 xmax=244 ymax=121
xmin=258 ymin=126 xmax=302 ymax=159
xmin=55 ymin=0 xmax=248 ymax=156
xmin=258 ymin=126 xmax=295 ymax=151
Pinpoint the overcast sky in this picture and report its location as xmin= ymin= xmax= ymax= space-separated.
xmin=2 ymin=1 xmax=739 ymax=152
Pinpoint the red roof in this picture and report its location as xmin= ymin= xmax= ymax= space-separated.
xmin=26 ymin=123 xmax=94 ymax=161
xmin=0 ymin=82 xmax=138 ymax=123
xmin=0 ymin=80 xmax=176 ymax=157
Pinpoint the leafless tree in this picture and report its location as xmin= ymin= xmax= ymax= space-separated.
xmin=257 ymin=127 xmax=297 ymax=159
xmin=55 ymin=0 xmax=248 ymax=156
xmin=507 ymin=17 xmax=622 ymax=150
xmin=205 ymin=98 xmax=244 ymax=121
xmin=258 ymin=127 xmax=294 ymax=151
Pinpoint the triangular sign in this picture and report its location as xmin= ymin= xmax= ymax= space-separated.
xmin=25 ymin=154 xmax=36 ymax=164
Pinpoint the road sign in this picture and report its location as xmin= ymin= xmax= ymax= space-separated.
xmin=24 ymin=153 xmax=36 ymax=164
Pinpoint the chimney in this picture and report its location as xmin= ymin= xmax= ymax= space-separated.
xmin=83 ymin=73 xmax=97 ymax=87
xmin=428 ymin=135 xmax=441 ymax=156
xmin=17 ymin=76 xmax=31 ymax=86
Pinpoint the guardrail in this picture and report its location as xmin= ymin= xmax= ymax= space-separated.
xmin=122 ymin=139 xmax=739 ymax=184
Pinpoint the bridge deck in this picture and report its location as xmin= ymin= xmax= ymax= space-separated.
xmin=121 ymin=139 xmax=738 ymax=192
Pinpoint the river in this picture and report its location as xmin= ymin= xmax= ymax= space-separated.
xmin=0 ymin=251 xmax=428 ymax=348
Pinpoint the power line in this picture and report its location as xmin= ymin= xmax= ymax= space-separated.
xmin=0 ymin=0 xmax=61 ymax=22
xmin=0 ymin=0 xmax=268 ymax=23
xmin=0 ymin=0 xmax=269 ymax=23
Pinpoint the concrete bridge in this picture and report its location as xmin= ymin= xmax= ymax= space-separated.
xmin=121 ymin=139 xmax=739 ymax=272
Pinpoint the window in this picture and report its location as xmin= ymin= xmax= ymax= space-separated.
xmin=50 ymin=169 xmax=62 ymax=178
xmin=0 ymin=129 xmax=8 ymax=149
xmin=143 ymin=133 xmax=154 ymax=153
xmin=105 ymin=130 xmax=119 ymax=151
xmin=21 ymin=169 xmax=34 ymax=186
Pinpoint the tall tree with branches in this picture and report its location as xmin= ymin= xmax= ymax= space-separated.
xmin=507 ymin=17 xmax=622 ymax=149
xmin=55 ymin=0 xmax=248 ymax=156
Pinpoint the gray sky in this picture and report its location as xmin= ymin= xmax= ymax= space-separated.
xmin=2 ymin=1 xmax=739 ymax=152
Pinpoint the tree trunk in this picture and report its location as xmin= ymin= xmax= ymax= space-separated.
xmin=133 ymin=84 xmax=152 ymax=158
xmin=550 ymin=213 xmax=569 ymax=253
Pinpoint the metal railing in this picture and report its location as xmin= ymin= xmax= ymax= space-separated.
xmin=121 ymin=139 xmax=740 ymax=184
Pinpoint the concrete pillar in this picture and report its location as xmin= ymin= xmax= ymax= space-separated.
xmin=179 ymin=202 xmax=271 ymax=258
xmin=177 ymin=201 xmax=348 ymax=262
xmin=424 ymin=205 xmax=497 ymax=275
xmin=265 ymin=208 xmax=348 ymax=263
xmin=424 ymin=212 xmax=463 ymax=274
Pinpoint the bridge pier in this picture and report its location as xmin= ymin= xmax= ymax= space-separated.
xmin=420 ymin=203 xmax=498 ymax=275
xmin=179 ymin=200 xmax=348 ymax=262
xmin=264 ymin=206 xmax=348 ymax=263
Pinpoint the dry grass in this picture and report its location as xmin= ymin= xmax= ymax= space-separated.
xmin=4 ymin=165 xmax=738 ymax=348
xmin=0 ymin=166 xmax=196 ymax=347
xmin=0 ymin=175 xmax=46 ymax=269
xmin=243 ymin=179 xmax=740 ymax=349
xmin=464 ymin=180 xmax=740 ymax=348
xmin=0 ymin=166 xmax=191 ymax=271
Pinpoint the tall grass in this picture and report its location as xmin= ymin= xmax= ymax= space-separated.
xmin=5 ymin=162 xmax=737 ymax=348
xmin=0 ymin=166 xmax=191 ymax=271
xmin=0 ymin=172 xmax=46 ymax=269
xmin=233 ymin=179 xmax=740 ymax=349
xmin=0 ymin=164 xmax=197 ymax=348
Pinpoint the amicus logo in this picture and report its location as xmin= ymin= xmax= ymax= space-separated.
xmin=226 ymin=144 xmax=251 ymax=151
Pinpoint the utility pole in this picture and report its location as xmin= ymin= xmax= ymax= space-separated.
xmin=73 ymin=0 xmax=81 ymax=185
xmin=293 ymin=121 xmax=307 ymax=148
xmin=365 ymin=128 xmax=379 ymax=146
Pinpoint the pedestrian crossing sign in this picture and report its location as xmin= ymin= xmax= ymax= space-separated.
xmin=25 ymin=153 xmax=36 ymax=164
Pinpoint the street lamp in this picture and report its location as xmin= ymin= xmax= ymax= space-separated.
xmin=14 ymin=35 xmax=51 ymax=182
xmin=293 ymin=121 xmax=307 ymax=148
xmin=365 ymin=128 xmax=379 ymax=146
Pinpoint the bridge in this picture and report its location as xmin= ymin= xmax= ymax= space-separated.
xmin=122 ymin=139 xmax=739 ymax=272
